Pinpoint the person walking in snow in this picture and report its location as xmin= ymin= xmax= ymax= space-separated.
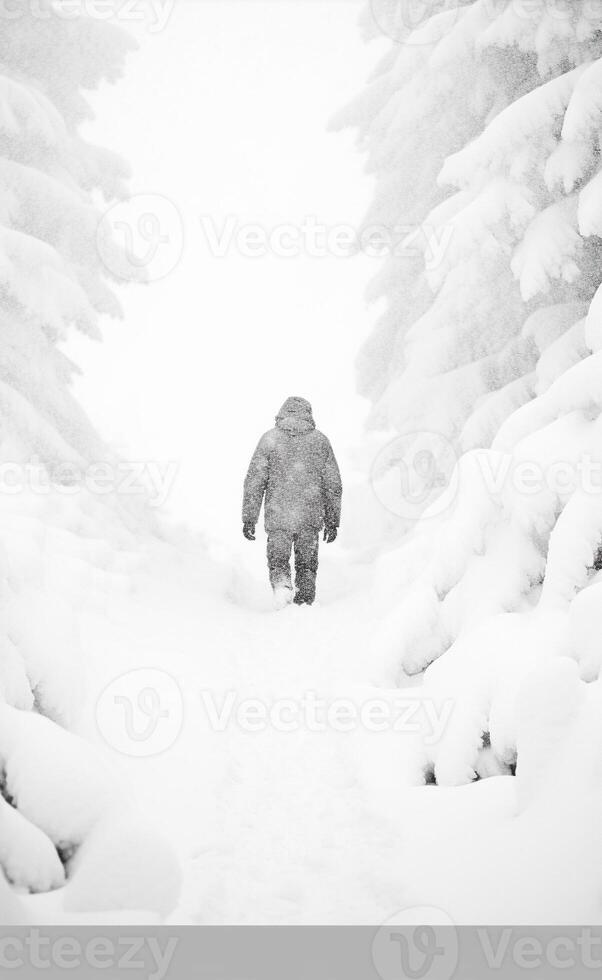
xmin=242 ymin=397 xmax=342 ymax=607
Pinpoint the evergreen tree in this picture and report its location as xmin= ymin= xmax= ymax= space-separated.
xmin=0 ymin=0 xmax=135 ymax=472
xmin=0 ymin=5 xmax=179 ymax=916
xmin=339 ymin=1 xmax=602 ymax=786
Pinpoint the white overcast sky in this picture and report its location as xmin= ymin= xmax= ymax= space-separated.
xmin=68 ymin=1 xmax=386 ymax=542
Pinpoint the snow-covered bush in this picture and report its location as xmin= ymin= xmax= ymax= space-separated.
xmin=0 ymin=796 xmax=65 ymax=894
xmin=340 ymin=0 xmax=602 ymax=805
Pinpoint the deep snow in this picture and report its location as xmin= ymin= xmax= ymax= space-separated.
xmin=7 ymin=520 xmax=601 ymax=925
xmin=38 ymin=532 xmax=565 ymax=925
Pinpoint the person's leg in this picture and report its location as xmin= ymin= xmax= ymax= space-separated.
xmin=267 ymin=530 xmax=293 ymax=594
xmin=293 ymin=529 xmax=319 ymax=605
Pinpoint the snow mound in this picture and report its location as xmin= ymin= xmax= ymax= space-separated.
xmin=0 ymin=703 xmax=119 ymax=847
xmin=0 ymin=868 xmax=29 ymax=924
xmin=0 ymin=796 xmax=65 ymax=894
xmin=64 ymin=810 xmax=182 ymax=917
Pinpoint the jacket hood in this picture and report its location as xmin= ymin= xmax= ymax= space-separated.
xmin=275 ymin=396 xmax=315 ymax=434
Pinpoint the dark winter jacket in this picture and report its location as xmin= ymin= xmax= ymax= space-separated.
xmin=243 ymin=397 xmax=343 ymax=533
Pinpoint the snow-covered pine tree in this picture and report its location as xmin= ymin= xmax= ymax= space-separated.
xmin=338 ymin=1 xmax=602 ymax=787
xmin=0 ymin=4 xmax=180 ymax=918
xmin=0 ymin=0 xmax=135 ymax=472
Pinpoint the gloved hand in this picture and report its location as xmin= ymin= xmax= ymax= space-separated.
xmin=243 ymin=522 xmax=256 ymax=541
xmin=323 ymin=524 xmax=338 ymax=544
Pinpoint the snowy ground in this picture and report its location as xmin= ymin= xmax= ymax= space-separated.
xmin=47 ymin=532 xmax=548 ymax=926
xmin=6 ymin=507 xmax=599 ymax=926
xmin=77 ymin=542 xmax=412 ymax=924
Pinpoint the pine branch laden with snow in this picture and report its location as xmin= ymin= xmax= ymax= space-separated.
xmin=342 ymin=1 xmax=602 ymax=806
xmin=0 ymin=4 xmax=180 ymax=919
xmin=0 ymin=0 xmax=137 ymax=471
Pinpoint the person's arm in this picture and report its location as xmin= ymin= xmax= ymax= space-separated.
xmin=322 ymin=439 xmax=342 ymax=537
xmin=242 ymin=434 xmax=270 ymax=533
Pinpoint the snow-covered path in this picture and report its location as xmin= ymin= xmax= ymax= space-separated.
xmin=74 ymin=542 xmax=417 ymax=922
xmin=75 ymin=538 xmax=520 ymax=924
